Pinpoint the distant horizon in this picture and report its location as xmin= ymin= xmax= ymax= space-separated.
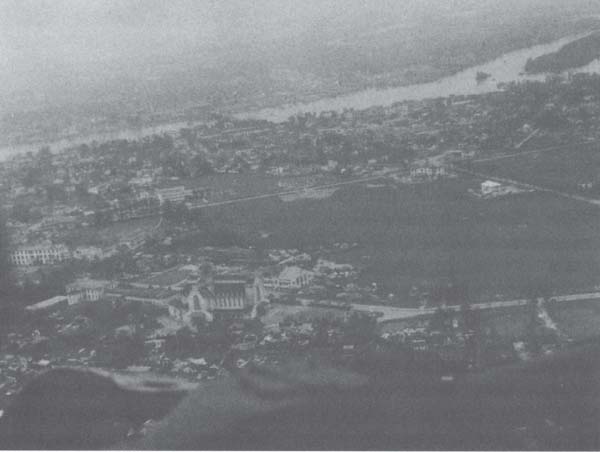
xmin=2 ymin=0 xmax=597 ymax=112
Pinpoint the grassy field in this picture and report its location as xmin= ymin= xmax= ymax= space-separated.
xmin=548 ymin=300 xmax=600 ymax=341
xmin=472 ymin=142 xmax=600 ymax=194
xmin=204 ymin=176 xmax=600 ymax=304
xmin=62 ymin=216 xmax=161 ymax=248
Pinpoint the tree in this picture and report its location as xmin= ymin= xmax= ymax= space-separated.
xmin=429 ymin=307 xmax=452 ymax=334
xmin=36 ymin=146 xmax=53 ymax=170
xmin=0 ymin=214 xmax=15 ymax=302
xmin=12 ymin=202 xmax=34 ymax=223
xmin=343 ymin=313 xmax=377 ymax=345
xmin=0 ymin=215 xmax=20 ymax=344
xmin=97 ymin=332 xmax=145 ymax=369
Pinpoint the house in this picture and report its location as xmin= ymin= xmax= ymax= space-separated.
xmin=410 ymin=164 xmax=447 ymax=180
xmin=66 ymin=278 xmax=117 ymax=305
xmin=481 ymin=180 xmax=503 ymax=196
xmin=118 ymin=229 xmax=148 ymax=250
xmin=73 ymin=246 xmax=105 ymax=261
xmin=263 ymin=266 xmax=315 ymax=290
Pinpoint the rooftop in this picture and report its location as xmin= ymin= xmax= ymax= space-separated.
xmin=25 ymin=296 xmax=68 ymax=311
xmin=67 ymin=278 xmax=113 ymax=291
xmin=106 ymin=287 xmax=179 ymax=301
xmin=135 ymin=268 xmax=194 ymax=288
xmin=278 ymin=266 xmax=313 ymax=281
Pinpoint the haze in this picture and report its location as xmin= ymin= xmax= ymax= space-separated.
xmin=1 ymin=0 xmax=598 ymax=114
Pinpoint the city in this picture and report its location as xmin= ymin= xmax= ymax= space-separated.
xmin=3 ymin=0 xmax=600 ymax=450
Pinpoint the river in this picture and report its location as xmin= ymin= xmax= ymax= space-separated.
xmin=2 ymin=32 xmax=599 ymax=161
xmin=0 ymin=120 xmax=196 ymax=162
xmin=237 ymin=31 xmax=599 ymax=122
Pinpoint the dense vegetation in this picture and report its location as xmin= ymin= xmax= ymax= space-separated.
xmin=525 ymin=32 xmax=600 ymax=74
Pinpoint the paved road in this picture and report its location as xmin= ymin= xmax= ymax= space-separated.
xmin=352 ymin=291 xmax=600 ymax=323
xmin=470 ymin=140 xmax=594 ymax=164
xmin=188 ymin=171 xmax=401 ymax=210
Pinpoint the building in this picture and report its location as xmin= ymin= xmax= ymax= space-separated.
xmin=155 ymin=185 xmax=191 ymax=204
xmin=10 ymin=244 xmax=70 ymax=267
xmin=66 ymin=278 xmax=117 ymax=305
xmin=118 ymin=229 xmax=148 ymax=250
xmin=410 ymin=165 xmax=447 ymax=179
xmin=25 ymin=296 xmax=69 ymax=312
xmin=105 ymin=287 xmax=180 ymax=307
xmin=481 ymin=180 xmax=503 ymax=196
xmin=131 ymin=267 xmax=197 ymax=291
xmin=263 ymin=266 xmax=314 ymax=290
xmin=177 ymin=274 xmax=266 ymax=323
xmin=73 ymin=246 xmax=105 ymax=261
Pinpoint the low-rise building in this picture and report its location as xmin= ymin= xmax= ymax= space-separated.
xmin=155 ymin=185 xmax=192 ymax=204
xmin=481 ymin=180 xmax=503 ymax=196
xmin=105 ymin=287 xmax=180 ymax=307
xmin=410 ymin=164 xmax=447 ymax=179
xmin=73 ymin=246 xmax=105 ymax=261
xmin=263 ymin=266 xmax=315 ymax=290
xmin=66 ymin=278 xmax=117 ymax=305
xmin=118 ymin=229 xmax=148 ymax=250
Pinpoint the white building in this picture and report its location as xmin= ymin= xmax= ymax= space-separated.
xmin=410 ymin=165 xmax=447 ymax=179
xmin=66 ymin=278 xmax=116 ymax=305
xmin=155 ymin=186 xmax=192 ymax=204
xmin=10 ymin=244 xmax=70 ymax=267
xmin=481 ymin=180 xmax=503 ymax=196
xmin=263 ymin=266 xmax=314 ymax=290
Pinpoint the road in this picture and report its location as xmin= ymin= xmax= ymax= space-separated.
xmin=188 ymin=140 xmax=600 ymax=212
xmin=188 ymin=171 xmax=400 ymax=210
xmin=470 ymin=140 xmax=594 ymax=164
xmin=455 ymin=167 xmax=600 ymax=208
xmin=352 ymin=291 xmax=600 ymax=323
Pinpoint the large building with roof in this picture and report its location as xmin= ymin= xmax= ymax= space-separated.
xmin=177 ymin=274 xmax=266 ymax=323
xmin=155 ymin=185 xmax=192 ymax=205
xmin=66 ymin=278 xmax=117 ymax=305
xmin=10 ymin=244 xmax=70 ymax=267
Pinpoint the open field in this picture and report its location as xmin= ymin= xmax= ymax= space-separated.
xmin=547 ymin=300 xmax=600 ymax=341
xmin=62 ymin=216 xmax=161 ymax=248
xmin=204 ymin=177 xmax=600 ymax=304
xmin=471 ymin=142 xmax=600 ymax=195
